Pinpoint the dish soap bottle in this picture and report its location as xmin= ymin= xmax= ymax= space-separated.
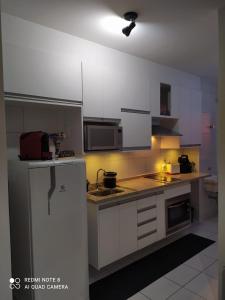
xmin=161 ymin=159 xmax=167 ymax=174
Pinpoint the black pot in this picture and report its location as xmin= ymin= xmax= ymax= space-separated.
xmin=103 ymin=171 xmax=117 ymax=189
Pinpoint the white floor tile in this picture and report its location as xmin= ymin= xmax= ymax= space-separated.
xmin=141 ymin=277 xmax=180 ymax=300
xmin=184 ymin=253 xmax=216 ymax=271
xmin=127 ymin=292 xmax=149 ymax=300
xmin=165 ymin=264 xmax=200 ymax=286
xmin=168 ymin=287 xmax=203 ymax=300
xmin=204 ymin=261 xmax=219 ymax=279
xmin=185 ymin=273 xmax=218 ymax=300
xmin=201 ymin=244 xmax=218 ymax=259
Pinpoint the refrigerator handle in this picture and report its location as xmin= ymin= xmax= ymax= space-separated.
xmin=48 ymin=166 xmax=56 ymax=215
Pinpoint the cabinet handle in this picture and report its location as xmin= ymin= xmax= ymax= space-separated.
xmin=137 ymin=204 xmax=156 ymax=213
xmin=138 ymin=229 xmax=157 ymax=240
xmin=48 ymin=167 xmax=56 ymax=215
xmin=121 ymin=108 xmax=151 ymax=115
xmin=138 ymin=217 xmax=157 ymax=227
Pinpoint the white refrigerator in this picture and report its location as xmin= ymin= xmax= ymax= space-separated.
xmin=8 ymin=159 xmax=89 ymax=300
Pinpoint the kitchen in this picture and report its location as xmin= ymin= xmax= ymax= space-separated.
xmin=0 ymin=1 xmax=224 ymax=300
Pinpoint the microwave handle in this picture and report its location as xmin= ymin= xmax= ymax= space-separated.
xmin=168 ymin=201 xmax=188 ymax=209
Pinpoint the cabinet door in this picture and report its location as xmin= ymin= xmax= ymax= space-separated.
xmin=98 ymin=206 xmax=120 ymax=268
xmin=119 ymin=202 xmax=137 ymax=257
xmin=82 ymin=61 xmax=104 ymax=118
xmin=102 ymin=65 xmax=122 ymax=119
xmin=121 ymin=110 xmax=151 ymax=149
xmin=120 ymin=71 xmax=150 ymax=111
xmin=3 ymin=43 xmax=82 ymax=103
xmin=83 ymin=62 xmax=121 ymax=119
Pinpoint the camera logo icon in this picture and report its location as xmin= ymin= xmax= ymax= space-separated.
xmin=9 ymin=278 xmax=21 ymax=289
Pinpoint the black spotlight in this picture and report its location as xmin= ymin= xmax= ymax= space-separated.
xmin=122 ymin=11 xmax=138 ymax=37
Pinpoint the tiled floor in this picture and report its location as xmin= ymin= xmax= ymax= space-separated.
xmin=128 ymin=217 xmax=218 ymax=300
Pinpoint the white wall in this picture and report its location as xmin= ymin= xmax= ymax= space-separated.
xmin=0 ymin=12 xmax=12 ymax=300
xmin=218 ymin=6 xmax=225 ymax=300
xmin=200 ymin=77 xmax=217 ymax=174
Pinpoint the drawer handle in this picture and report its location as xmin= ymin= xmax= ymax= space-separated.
xmin=138 ymin=217 xmax=157 ymax=227
xmin=137 ymin=205 xmax=156 ymax=213
xmin=138 ymin=229 xmax=157 ymax=240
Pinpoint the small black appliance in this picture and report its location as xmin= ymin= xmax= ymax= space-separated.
xmin=178 ymin=155 xmax=192 ymax=173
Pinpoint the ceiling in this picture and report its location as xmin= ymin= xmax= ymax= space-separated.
xmin=2 ymin=0 xmax=225 ymax=81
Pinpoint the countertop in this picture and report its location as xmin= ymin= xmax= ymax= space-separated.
xmin=87 ymin=172 xmax=209 ymax=204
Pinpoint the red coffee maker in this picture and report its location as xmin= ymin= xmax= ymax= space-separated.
xmin=19 ymin=131 xmax=52 ymax=160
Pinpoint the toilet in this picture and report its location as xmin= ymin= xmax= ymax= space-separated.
xmin=204 ymin=175 xmax=218 ymax=199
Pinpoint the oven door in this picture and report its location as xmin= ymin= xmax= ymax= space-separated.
xmin=84 ymin=125 xmax=122 ymax=151
xmin=166 ymin=193 xmax=191 ymax=235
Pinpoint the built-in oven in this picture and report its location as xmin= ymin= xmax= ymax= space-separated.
xmin=166 ymin=193 xmax=191 ymax=235
xmin=84 ymin=124 xmax=123 ymax=151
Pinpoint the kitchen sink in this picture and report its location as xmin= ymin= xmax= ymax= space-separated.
xmin=89 ymin=188 xmax=124 ymax=197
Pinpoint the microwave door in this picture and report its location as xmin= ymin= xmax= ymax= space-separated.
xmin=86 ymin=125 xmax=119 ymax=151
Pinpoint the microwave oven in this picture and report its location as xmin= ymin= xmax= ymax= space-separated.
xmin=84 ymin=124 xmax=123 ymax=151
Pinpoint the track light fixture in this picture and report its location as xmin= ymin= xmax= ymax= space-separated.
xmin=122 ymin=11 xmax=138 ymax=37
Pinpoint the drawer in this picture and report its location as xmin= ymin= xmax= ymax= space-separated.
xmin=137 ymin=208 xmax=157 ymax=223
xmin=138 ymin=230 xmax=158 ymax=249
xmin=137 ymin=195 xmax=157 ymax=210
xmin=164 ymin=183 xmax=191 ymax=199
xmin=138 ymin=219 xmax=157 ymax=236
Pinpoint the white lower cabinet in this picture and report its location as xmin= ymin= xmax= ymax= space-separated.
xmin=88 ymin=184 xmax=191 ymax=269
xmin=98 ymin=206 xmax=120 ymax=268
xmin=88 ymin=191 xmax=166 ymax=270
xmin=119 ymin=201 xmax=138 ymax=257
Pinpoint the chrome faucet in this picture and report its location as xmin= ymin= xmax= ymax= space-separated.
xmin=96 ymin=169 xmax=105 ymax=190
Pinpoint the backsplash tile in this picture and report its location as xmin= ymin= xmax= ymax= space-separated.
xmin=85 ymin=148 xmax=200 ymax=183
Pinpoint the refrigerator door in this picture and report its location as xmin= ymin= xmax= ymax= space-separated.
xmin=29 ymin=160 xmax=88 ymax=300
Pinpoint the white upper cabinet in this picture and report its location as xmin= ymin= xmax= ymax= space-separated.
xmin=3 ymin=43 xmax=82 ymax=104
xmin=83 ymin=61 xmax=121 ymax=119
xmin=121 ymin=110 xmax=151 ymax=149
xmin=82 ymin=61 xmax=104 ymax=118
xmin=120 ymin=70 xmax=150 ymax=112
xmin=178 ymin=87 xmax=202 ymax=146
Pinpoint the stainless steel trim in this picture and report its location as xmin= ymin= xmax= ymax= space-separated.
xmin=121 ymin=108 xmax=151 ymax=115
xmin=137 ymin=205 xmax=157 ymax=213
xmin=138 ymin=217 xmax=157 ymax=227
xmin=138 ymin=229 xmax=157 ymax=240
xmin=166 ymin=220 xmax=191 ymax=235
xmin=4 ymin=92 xmax=82 ymax=106
xmin=165 ymin=193 xmax=191 ymax=235
xmin=168 ymin=201 xmax=187 ymax=209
